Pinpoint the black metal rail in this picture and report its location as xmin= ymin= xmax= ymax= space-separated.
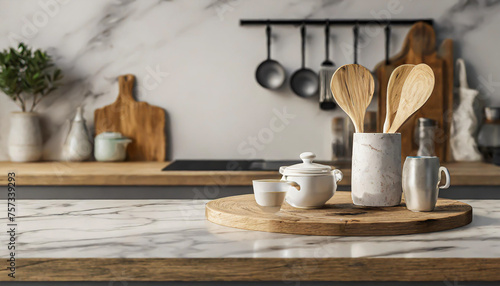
xmin=240 ymin=19 xmax=433 ymax=26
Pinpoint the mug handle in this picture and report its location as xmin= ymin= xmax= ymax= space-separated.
xmin=438 ymin=166 xmax=451 ymax=189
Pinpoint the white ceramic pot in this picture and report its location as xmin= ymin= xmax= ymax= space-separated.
xmin=94 ymin=132 xmax=132 ymax=162
xmin=280 ymin=152 xmax=343 ymax=209
xmin=351 ymin=133 xmax=402 ymax=207
xmin=8 ymin=112 xmax=43 ymax=162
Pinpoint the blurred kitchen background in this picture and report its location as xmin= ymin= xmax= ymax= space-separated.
xmin=0 ymin=0 xmax=498 ymax=161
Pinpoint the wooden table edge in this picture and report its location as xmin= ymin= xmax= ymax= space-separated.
xmin=1 ymin=258 xmax=499 ymax=281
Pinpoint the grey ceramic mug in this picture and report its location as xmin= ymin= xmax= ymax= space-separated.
xmin=402 ymin=156 xmax=451 ymax=212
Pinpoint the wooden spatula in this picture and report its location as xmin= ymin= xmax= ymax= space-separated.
xmin=383 ymin=64 xmax=415 ymax=133
xmin=330 ymin=64 xmax=374 ymax=133
xmin=387 ymin=64 xmax=435 ymax=133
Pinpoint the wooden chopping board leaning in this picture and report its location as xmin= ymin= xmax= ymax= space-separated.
xmin=94 ymin=74 xmax=166 ymax=161
xmin=375 ymin=22 xmax=453 ymax=161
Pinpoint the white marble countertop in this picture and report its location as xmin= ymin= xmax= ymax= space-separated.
xmin=1 ymin=198 xmax=499 ymax=259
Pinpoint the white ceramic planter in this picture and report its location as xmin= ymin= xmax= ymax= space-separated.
xmin=8 ymin=112 xmax=43 ymax=162
xmin=351 ymin=133 xmax=402 ymax=207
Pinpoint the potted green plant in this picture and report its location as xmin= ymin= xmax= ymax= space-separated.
xmin=0 ymin=43 xmax=63 ymax=162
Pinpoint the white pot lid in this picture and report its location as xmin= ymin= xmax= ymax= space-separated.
xmin=280 ymin=152 xmax=332 ymax=176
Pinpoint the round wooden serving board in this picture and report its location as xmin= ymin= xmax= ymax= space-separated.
xmin=205 ymin=192 xmax=472 ymax=236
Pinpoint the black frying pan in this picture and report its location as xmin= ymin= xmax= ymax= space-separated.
xmin=255 ymin=24 xmax=286 ymax=90
xmin=290 ymin=25 xmax=319 ymax=98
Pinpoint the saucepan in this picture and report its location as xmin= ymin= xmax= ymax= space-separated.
xmin=255 ymin=23 xmax=286 ymax=90
xmin=290 ymin=24 xmax=319 ymax=98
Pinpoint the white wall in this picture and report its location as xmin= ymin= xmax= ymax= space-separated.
xmin=0 ymin=0 xmax=499 ymax=161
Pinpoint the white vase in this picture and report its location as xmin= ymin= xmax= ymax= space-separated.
xmin=351 ymin=133 xmax=402 ymax=207
xmin=8 ymin=112 xmax=43 ymax=162
xmin=450 ymin=59 xmax=482 ymax=161
xmin=62 ymin=107 xmax=93 ymax=161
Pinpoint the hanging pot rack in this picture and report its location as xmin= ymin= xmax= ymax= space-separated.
xmin=241 ymin=19 xmax=432 ymax=65
xmin=240 ymin=19 xmax=433 ymax=26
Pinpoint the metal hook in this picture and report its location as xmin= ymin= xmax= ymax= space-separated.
xmin=325 ymin=20 xmax=330 ymax=61
xmin=265 ymin=20 xmax=271 ymax=60
xmin=301 ymin=23 xmax=306 ymax=68
xmin=353 ymin=22 xmax=359 ymax=64
xmin=385 ymin=23 xmax=391 ymax=65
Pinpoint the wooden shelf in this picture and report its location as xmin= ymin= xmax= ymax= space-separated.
xmin=0 ymin=161 xmax=498 ymax=186
xmin=0 ymin=161 xmax=279 ymax=186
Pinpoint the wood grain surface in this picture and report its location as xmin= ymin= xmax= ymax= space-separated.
xmin=94 ymin=74 xmax=166 ymax=161
xmin=387 ymin=64 xmax=435 ymax=133
xmin=2 ymin=258 xmax=499 ymax=281
xmin=206 ymin=192 xmax=472 ymax=236
xmin=375 ymin=22 xmax=453 ymax=161
xmin=384 ymin=64 xmax=414 ymax=132
xmin=0 ymin=161 xmax=498 ymax=186
xmin=330 ymin=64 xmax=375 ymax=133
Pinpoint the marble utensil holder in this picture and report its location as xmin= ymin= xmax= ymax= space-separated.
xmin=351 ymin=133 xmax=402 ymax=207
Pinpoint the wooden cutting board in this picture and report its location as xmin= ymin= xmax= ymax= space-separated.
xmin=206 ymin=192 xmax=472 ymax=236
xmin=94 ymin=74 xmax=166 ymax=161
xmin=375 ymin=22 xmax=453 ymax=161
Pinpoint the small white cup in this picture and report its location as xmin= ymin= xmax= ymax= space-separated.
xmin=252 ymin=179 xmax=299 ymax=212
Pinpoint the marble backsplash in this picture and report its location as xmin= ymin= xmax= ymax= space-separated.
xmin=0 ymin=0 xmax=499 ymax=161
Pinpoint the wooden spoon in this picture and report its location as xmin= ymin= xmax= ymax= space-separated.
xmin=387 ymin=64 xmax=435 ymax=133
xmin=330 ymin=64 xmax=374 ymax=133
xmin=383 ymin=64 xmax=415 ymax=133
